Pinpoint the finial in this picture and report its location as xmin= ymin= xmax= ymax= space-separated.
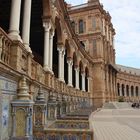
xmin=17 ymin=76 xmax=30 ymax=100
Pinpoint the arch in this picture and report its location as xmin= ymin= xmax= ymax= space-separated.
xmin=121 ymin=84 xmax=125 ymax=96
xmin=72 ymin=52 xmax=77 ymax=87
xmin=85 ymin=67 xmax=89 ymax=92
xmin=117 ymin=83 xmax=120 ymax=96
xmin=71 ymin=20 xmax=75 ymax=32
xmin=30 ymin=0 xmax=44 ymax=65
xmin=72 ymin=52 xmax=78 ymax=67
xmin=64 ymin=39 xmax=71 ymax=58
xmin=79 ymin=61 xmax=84 ymax=90
xmin=79 ymin=60 xmax=84 ymax=73
xmin=126 ymin=85 xmax=129 ymax=96
xmin=64 ymin=40 xmax=69 ymax=84
xmin=53 ymin=16 xmax=64 ymax=78
xmin=136 ymin=86 xmax=139 ymax=96
xmin=42 ymin=0 xmax=51 ymax=17
xmin=131 ymin=86 xmax=134 ymax=96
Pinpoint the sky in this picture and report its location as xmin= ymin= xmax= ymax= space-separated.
xmin=66 ymin=0 xmax=140 ymax=69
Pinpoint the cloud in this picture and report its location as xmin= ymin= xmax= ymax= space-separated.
xmin=100 ymin=0 xmax=140 ymax=68
xmin=66 ymin=0 xmax=140 ymax=68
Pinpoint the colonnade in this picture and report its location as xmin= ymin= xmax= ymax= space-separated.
xmin=7 ymin=0 xmax=90 ymax=92
xmin=9 ymin=0 xmax=32 ymax=52
xmin=117 ymin=83 xmax=139 ymax=97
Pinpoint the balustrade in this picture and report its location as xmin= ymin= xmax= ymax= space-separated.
xmin=0 ymin=28 xmax=89 ymax=98
xmin=0 ymin=28 xmax=12 ymax=65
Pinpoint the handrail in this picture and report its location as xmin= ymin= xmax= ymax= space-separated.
xmin=0 ymin=27 xmax=12 ymax=65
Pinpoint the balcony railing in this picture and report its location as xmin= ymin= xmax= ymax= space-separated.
xmin=0 ymin=27 xmax=12 ymax=65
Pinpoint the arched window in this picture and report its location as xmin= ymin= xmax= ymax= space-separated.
xmin=71 ymin=21 xmax=75 ymax=32
xmin=79 ymin=19 xmax=84 ymax=33
xmin=136 ymin=86 xmax=139 ymax=96
xmin=85 ymin=67 xmax=89 ymax=92
xmin=131 ymin=86 xmax=134 ymax=96
xmin=126 ymin=85 xmax=129 ymax=96
xmin=117 ymin=83 xmax=120 ymax=96
xmin=122 ymin=84 xmax=125 ymax=96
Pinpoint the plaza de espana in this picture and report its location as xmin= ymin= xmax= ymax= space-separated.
xmin=0 ymin=0 xmax=140 ymax=140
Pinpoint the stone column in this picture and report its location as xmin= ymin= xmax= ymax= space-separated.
xmin=82 ymin=72 xmax=85 ymax=91
xmin=22 ymin=0 xmax=32 ymax=53
xmin=49 ymin=30 xmax=54 ymax=73
xmin=67 ymin=58 xmax=73 ymax=87
xmin=134 ymin=86 xmax=136 ymax=97
xmin=43 ymin=21 xmax=51 ymax=72
xmin=75 ymin=67 xmax=79 ymax=89
xmin=123 ymin=85 xmax=126 ymax=97
xmin=9 ymin=0 xmax=22 ymax=41
xmin=57 ymin=47 xmax=65 ymax=82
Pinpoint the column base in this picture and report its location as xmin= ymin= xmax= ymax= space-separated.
xmin=67 ymin=83 xmax=73 ymax=87
xmin=58 ymin=78 xmax=65 ymax=83
xmin=43 ymin=66 xmax=51 ymax=72
xmin=24 ymin=44 xmax=32 ymax=53
xmin=76 ymin=87 xmax=80 ymax=90
xmin=82 ymin=89 xmax=86 ymax=92
xmin=8 ymin=32 xmax=22 ymax=42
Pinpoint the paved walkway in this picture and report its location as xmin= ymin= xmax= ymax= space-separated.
xmin=89 ymin=102 xmax=140 ymax=140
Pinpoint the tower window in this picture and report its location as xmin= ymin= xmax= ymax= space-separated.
xmin=71 ymin=21 xmax=75 ymax=32
xmin=79 ymin=19 xmax=84 ymax=33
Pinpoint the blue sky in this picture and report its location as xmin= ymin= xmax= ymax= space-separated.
xmin=66 ymin=0 xmax=140 ymax=68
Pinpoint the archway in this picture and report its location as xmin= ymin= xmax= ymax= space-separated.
xmin=131 ymin=86 xmax=134 ymax=96
xmin=72 ymin=52 xmax=77 ymax=87
xmin=122 ymin=84 xmax=125 ymax=96
xmin=52 ymin=17 xmax=63 ymax=78
xmin=79 ymin=61 xmax=83 ymax=90
xmin=64 ymin=40 xmax=71 ymax=84
xmin=85 ymin=67 xmax=89 ymax=92
xmin=53 ymin=29 xmax=59 ymax=78
xmin=30 ymin=0 xmax=44 ymax=65
xmin=117 ymin=83 xmax=120 ymax=96
xmin=126 ymin=85 xmax=129 ymax=96
xmin=136 ymin=86 xmax=139 ymax=96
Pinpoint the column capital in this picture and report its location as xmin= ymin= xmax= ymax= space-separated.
xmin=74 ymin=67 xmax=79 ymax=71
xmin=81 ymin=72 xmax=85 ymax=76
xmin=50 ymin=29 xmax=55 ymax=38
xmin=57 ymin=46 xmax=65 ymax=55
xmin=67 ymin=57 xmax=73 ymax=65
xmin=43 ymin=21 xmax=51 ymax=32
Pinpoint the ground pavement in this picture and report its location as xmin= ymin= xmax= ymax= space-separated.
xmin=89 ymin=102 xmax=140 ymax=140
